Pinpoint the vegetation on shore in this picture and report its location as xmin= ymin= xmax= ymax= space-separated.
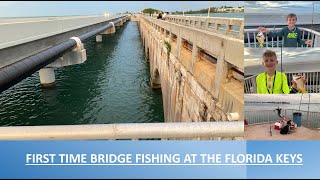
xmin=141 ymin=6 xmax=244 ymax=15
xmin=172 ymin=6 xmax=244 ymax=14
xmin=142 ymin=8 xmax=163 ymax=15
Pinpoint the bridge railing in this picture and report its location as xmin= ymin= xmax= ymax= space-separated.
xmin=245 ymin=109 xmax=320 ymax=129
xmin=244 ymin=28 xmax=320 ymax=48
xmin=160 ymin=15 xmax=244 ymax=40
xmin=0 ymin=122 xmax=244 ymax=140
xmin=245 ymin=71 xmax=320 ymax=94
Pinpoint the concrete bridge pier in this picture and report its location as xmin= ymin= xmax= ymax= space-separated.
xmin=39 ymin=37 xmax=87 ymax=87
xmin=96 ymin=22 xmax=116 ymax=43
xmin=39 ymin=68 xmax=55 ymax=86
xmin=115 ymin=19 xmax=123 ymax=27
xmin=151 ymin=69 xmax=161 ymax=89
xmin=96 ymin=35 xmax=103 ymax=43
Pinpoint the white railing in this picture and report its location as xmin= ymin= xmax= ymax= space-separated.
xmin=245 ymin=109 xmax=320 ymax=129
xmin=245 ymin=71 xmax=320 ymax=94
xmin=152 ymin=15 xmax=244 ymax=40
xmin=244 ymin=28 xmax=320 ymax=48
xmin=0 ymin=122 xmax=244 ymax=140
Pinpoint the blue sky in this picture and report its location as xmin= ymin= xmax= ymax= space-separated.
xmin=0 ymin=1 xmax=244 ymax=17
xmin=245 ymin=1 xmax=320 ymax=14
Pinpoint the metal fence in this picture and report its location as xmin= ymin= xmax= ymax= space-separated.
xmin=244 ymin=71 xmax=320 ymax=94
xmin=244 ymin=27 xmax=320 ymax=48
xmin=245 ymin=109 xmax=320 ymax=129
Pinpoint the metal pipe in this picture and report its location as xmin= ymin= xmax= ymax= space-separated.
xmin=0 ymin=16 xmax=126 ymax=93
xmin=0 ymin=121 xmax=244 ymax=140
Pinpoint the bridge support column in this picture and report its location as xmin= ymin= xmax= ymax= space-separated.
xmin=49 ymin=37 xmax=87 ymax=67
xmin=151 ymin=69 xmax=161 ymax=89
xmin=39 ymin=37 xmax=87 ymax=87
xmin=213 ymin=40 xmax=228 ymax=99
xmin=96 ymin=35 xmax=102 ymax=43
xmin=115 ymin=19 xmax=123 ymax=27
xmin=100 ymin=22 xmax=116 ymax=35
xmin=191 ymin=42 xmax=199 ymax=70
xmin=39 ymin=68 xmax=55 ymax=86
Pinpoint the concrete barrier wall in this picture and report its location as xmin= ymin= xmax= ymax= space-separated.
xmin=165 ymin=15 xmax=244 ymax=40
xmin=138 ymin=15 xmax=244 ymax=140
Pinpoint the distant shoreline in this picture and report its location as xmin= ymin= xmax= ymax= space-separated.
xmin=245 ymin=101 xmax=290 ymax=104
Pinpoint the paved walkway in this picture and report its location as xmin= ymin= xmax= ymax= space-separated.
xmin=245 ymin=123 xmax=320 ymax=140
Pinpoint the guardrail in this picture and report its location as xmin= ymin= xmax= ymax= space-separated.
xmin=155 ymin=15 xmax=244 ymax=40
xmin=244 ymin=27 xmax=320 ymax=48
xmin=245 ymin=109 xmax=320 ymax=129
xmin=0 ymin=122 xmax=244 ymax=140
xmin=245 ymin=71 xmax=320 ymax=94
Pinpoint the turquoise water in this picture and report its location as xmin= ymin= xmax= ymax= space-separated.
xmin=0 ymin=22 xmax=164 ymax=126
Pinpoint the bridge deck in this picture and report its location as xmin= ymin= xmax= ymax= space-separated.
xmin=245 ymin=123 xmax=320 ymax=140
xmin=0 ymin=15 xmax=124 ymax=50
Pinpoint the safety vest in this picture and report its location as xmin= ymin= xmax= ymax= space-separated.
xmin=256 ymin=71 xmax=290 ymax=94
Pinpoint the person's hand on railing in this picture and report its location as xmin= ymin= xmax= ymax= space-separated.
xmin=305 ymin=40 xmax=313 ymax=45
xmin=257 ymin=27 xmax=270 ymax=33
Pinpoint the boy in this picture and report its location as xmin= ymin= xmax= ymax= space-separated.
xmin=257 ymin=13 xmax=312 ymax=47
xmin=256 ymin=50 xmax=306 ymax=94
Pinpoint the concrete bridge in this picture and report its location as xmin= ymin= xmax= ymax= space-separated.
xmin=0 ymin=14 xmax=244 ymax=140
xmin=0 ymin=14 xmax=129 ymax=90
xmin=138 ymin=14 xmax=244 ymax=139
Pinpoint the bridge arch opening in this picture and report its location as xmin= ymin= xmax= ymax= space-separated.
xmin=145 ymin=47 xmax=150 ymax=63
xmin=151 ymin=68 xmax=161 ymax=89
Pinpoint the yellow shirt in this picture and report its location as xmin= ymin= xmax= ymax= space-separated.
xmin=256 ymin=71 xmax=290 ymax=94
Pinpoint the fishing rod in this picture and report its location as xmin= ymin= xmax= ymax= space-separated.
xmin=310 ymin=1 xmax=315 ymax=47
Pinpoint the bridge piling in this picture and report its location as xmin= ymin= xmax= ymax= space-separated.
xmin=115 ymin=19 xmax=123 ymax=27
xmin=101 ymin=22 xmax=116 ymax=35
xmin=96 ymin=35 xmax=102 ymax=42
xmin=39 ymin=68 xmax=55 ymax=86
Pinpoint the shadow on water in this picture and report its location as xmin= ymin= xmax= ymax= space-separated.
xmin=0 ymin=21 xmax=164 ymax=126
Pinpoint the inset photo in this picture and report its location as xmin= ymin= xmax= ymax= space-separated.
xmin=244 ymin=94 xmax=320 ymax=140
xmin=245 ymin=48 xmax=320 ymax=94
xmin=244 ymin=1 xmax=320 ymax=48
xmin=244 ymin=47 xmax=320 ymax=140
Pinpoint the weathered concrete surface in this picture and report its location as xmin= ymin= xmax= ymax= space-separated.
xmin=137 ymin=15 xmax=244 ymax=139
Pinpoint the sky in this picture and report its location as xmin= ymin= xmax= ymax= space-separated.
xmin=245 ymin=1 xmax=320 ymax=14
xmin=0 ymin=1 xmax=244 ymax=17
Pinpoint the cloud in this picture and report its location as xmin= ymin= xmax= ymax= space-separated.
xmin=245 ymin=1 xmax=317 ymax=13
